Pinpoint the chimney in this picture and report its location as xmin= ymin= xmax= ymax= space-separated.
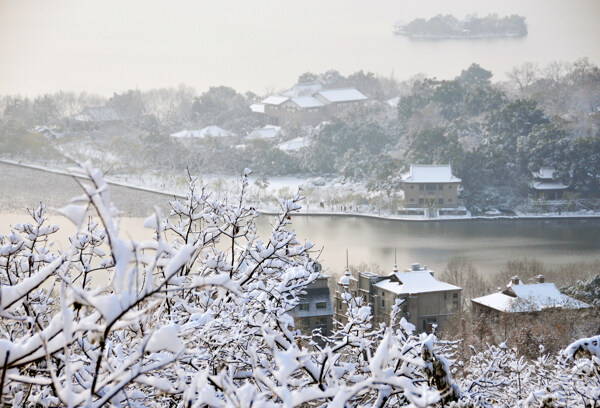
xmin=536 ymin=274 xmax=545 ymax=283
xmin=411 ymin=263 xmax=420 ymax=271
xmin=511 ymin=276 xmax=520 ymax=286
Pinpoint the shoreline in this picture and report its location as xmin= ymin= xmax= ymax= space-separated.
xmin=3 ymin=159 xmax=600 ymax=223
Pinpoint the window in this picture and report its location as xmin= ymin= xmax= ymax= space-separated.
xmin=439 ymin=198 xmax=444 ymax=205
xmin=381 ymin=298 xmax=385 ymax=308
xmin=438 ymin=184 xmax=443 ymax=190
xmin=448 ymin=198 xmax=452 ymax=202
xmin=410 ymin=198 xmax=414 ymax=202
xmin=419 ymin=184 xmax=424 ymax=191
xmin=453 ymin=293 xmax=458 ymax=299
xmin=411 ymin=185 xmax=414 ymax=189
xmin=316 ymin=302 xmax=327 ymax=310
xmin=299 ymin=303 xmax=309 ymax=311
xmin=419 ymin=198 xmax=424 ymax=205
xmin=426 ymin=184 xmax=436 ymax=191
xmin=448 ymin=185 xmax=452 ymax=189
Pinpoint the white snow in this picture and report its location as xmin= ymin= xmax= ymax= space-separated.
xmin=290 ymin=96 xmax=324 ymax=108
xmin=533 ymin=167 xmax=559 ymax=180
xmin=316 ymin=89 xmax=368 ymax=103
xmin=261 ymin=96 xmax=289 ymax=105
xmin=530 ymin=181 xmax=569 ymax=190
xmin=471 ymin=281 xmax=589 ymax=312
xmin=249 ymin=103 xmax=265 ymax=113
xmin=374 ymin=270 xmax=461 ymax=295
xmin=146 ymin=324 xmax=184 ymax=354
xmin=246 ymin=125 xmax=281 ymax=140
xmin=278 ymin=137 xmax=308 ymax=152
xmin=402 ymin=164 xmax=461 ymax=183
xmin=170 ymin=126 xmax=234 ymax=139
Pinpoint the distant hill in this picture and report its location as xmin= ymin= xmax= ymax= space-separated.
xmin=393 ymin=14 xmax=527 ymax=39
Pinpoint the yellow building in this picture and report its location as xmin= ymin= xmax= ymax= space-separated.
xmin=402 ymin=164 xmax=461 ymax=208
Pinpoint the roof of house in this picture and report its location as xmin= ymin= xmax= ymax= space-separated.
xmin=290 ymin=96 xmax=325 ymax=108
xmin=247 ymin=125 xmax=281 ymax=140
xmin=249 ymin=103 xmax=265 ymax=113
xmin=471 ymin=282 xmax=589 ymax=313
xmin=317 ymin=88 xmax=368 ymax=103
xmin=170 ymin=126 xmax=234 ymax=139
xmin=533 ymin=167 xmax=558 ymax=180
xmin=387 ymin=96 xmax=401 ymax=108
xmin=72 ymin=107 xmax=122 ymax=122
xmin=402 ymin=164 xmax=462 ymax=184
xmin=374 ymin=269 xmax=461 ymax=295
xmin=278 ymin=137 xmax=308 ymax=152
xmin=261 ymin=96 xmax=289 ymax=105
xmin=530 ymin=181 xmax=569 ymax=190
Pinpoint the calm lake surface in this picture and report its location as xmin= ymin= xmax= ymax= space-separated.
xmin=1 ymin=0 xmax=599 ymax=94
xmin=1 ymin=162 xmax=599 ymax=278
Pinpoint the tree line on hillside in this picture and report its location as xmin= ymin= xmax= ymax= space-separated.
xmin=0 ymin=60 xmax=599 ymax=213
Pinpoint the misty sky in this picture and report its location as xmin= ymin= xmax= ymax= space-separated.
xmin=1 ymin=0 xmax=599 ymax=96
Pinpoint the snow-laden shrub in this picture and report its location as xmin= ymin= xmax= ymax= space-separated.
xmin=0 ymin=162 xmax=449 ymax=407
xmin=1 ymin=161 xmax=598 ymax=407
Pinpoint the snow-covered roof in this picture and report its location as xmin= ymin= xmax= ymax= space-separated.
xmin=374 ymin=270 xmax=461 ymax=295
xmin=530 ymin=181 xmax=569 ymax=190
xmin=387 ymin=96 xmax=401 ymax=108
xmin=261 ymin=96 xmax=289 ymax=105
xmin=170 ymin=126 xmax=234 ymax=139
xmin=247 ymin=125 xmax=281 ymax=140
xmin=290 ymin=96 xmax=324 ymax=108
xmin=72 ymin=107 xmax=122 ymax=122
xmin=471 ymin=282 xmax=589 ymax=313
xmin=282 ymin=82 xmax=324 ymax=97
xmin=249 ymin=103 xmax=265 ymax=113
xmin=317 ymin=88 xmax=368 ymax=103
xmin=278 ymin=137 xmax=308 ymax=152
xmin=533 ymin=167 xmax=558 ymax=180
xmin=402 ymin=165 xmax=461 ymax=184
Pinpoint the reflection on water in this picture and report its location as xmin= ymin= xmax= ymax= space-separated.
xmin=2 ymin=211 xmax=598 ymax=281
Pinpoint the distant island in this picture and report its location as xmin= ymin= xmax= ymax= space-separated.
xmin=393 ymin=14 xmax=527 ymax=39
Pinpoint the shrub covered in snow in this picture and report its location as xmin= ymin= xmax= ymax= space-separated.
xmin=0 ymin=162 xmax=598 ymax=407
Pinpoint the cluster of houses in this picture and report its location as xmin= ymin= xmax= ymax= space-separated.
xmin=292 ymin=262 xmax=590 ymax=335
xmin=251 ymin=81 xmax=368 ymax=126
xmin=67 ymin=83 xmax=574 ymax=209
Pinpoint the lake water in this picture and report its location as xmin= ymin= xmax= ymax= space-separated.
xmin=1 ymin=0 xmax=599 ymax=95
xmin=1 ymin=162 xmax=599 ymax=280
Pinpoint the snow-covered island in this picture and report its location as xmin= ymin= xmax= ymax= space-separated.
xmin=393 ymin=14 xmax=527 ymax=39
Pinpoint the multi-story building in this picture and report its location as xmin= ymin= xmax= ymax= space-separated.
xmin=288 ymin=275 xmax=334 ymax=335
xmin=335 ymin=263 xmax=462 ymax=333
xmin=401 ymin=164 xmax=461 ymax=208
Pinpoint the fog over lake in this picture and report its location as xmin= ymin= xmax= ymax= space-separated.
xmin=1 ymin=0 xmax=599 ymax=95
